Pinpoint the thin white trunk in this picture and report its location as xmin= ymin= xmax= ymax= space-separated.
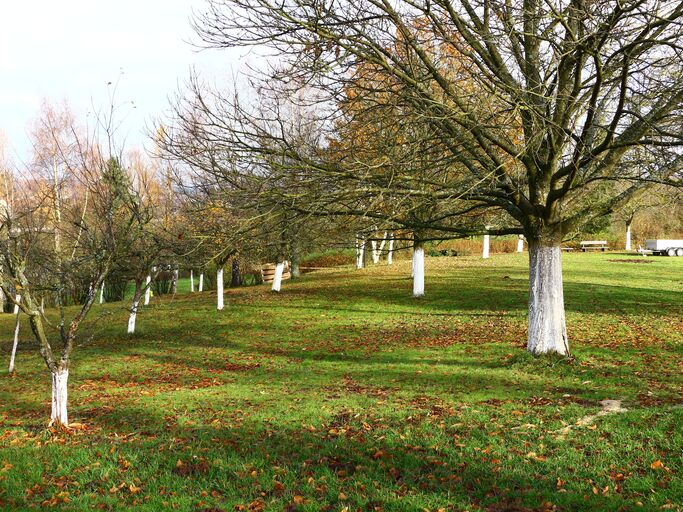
xmin=99 ymin=281 xmax=105 ymax=304
xmin=625 ymin=224 xmax=632 ymax=251
xmin=517 ymin=235 xmax=524 ymax=253
xmin=216 ymin=268 xmax=224 ymax=310
xmin=13 ymin=293 xmax=21 ymax=315
xmin=482 ymin=234 xmax=490 ymax=259
xmin=387 ymin=234 xmax=394 ymax=265
xmin=171 ymin=268 xmax=179 ymax=294
xmin=371 ymin=233 xmax=387 ymax=264
xmin=198 ymin=273 xmax=204 ymax=292
xmin=356 ymin=237 xmax=365 ymax=269
xmin=190 ymin=270 xmax=195 ymax=292
xmin=128 ymin=300 xmax=139 ymax=334
xmin=143 ymin=274 xmax=151 ymax=305
xmin=413 ymin=243 xmax=425 ymax=297
xmin=527 ymin=242 xmax=569 ymax=355
xmin=272 ymin=262 xmax=285 ymax=292
xmin=50 ymin=369 xmax=69 ymax=427
xmin=40 ymin=297 xmax=44 ymax=314
xmin=8 ymin=295 xmax=21 ymax=373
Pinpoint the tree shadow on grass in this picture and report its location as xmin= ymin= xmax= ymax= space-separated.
xmin=258 ymin=275 xmax=681 ymax=317
xmin=2 ymin=399 xmax=648 ymax=511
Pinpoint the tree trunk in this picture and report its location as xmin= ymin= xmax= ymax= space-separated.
xmin=143 ymin=273 xmax=152 ymax=305
xmin=217 ymin=267 xmax=224 ymax=310
xmin=99 ymin=281 xmax=105 ymax=304
xmin=527 ymin=241 xmax=569 ymax=355
xmin=190 ymin=270 xmax=195 ymax=292
xmin=413 ymin=240 xmax=425 ymax=297
xmin=517 ymin=235 xmax=524 ymax=253
xmin=387 ymin=234 xmax=394 ymax=265
xmin=272 ymin=260 xmax=285 ymax=292
xmin=231 ymin=259 xmax=241 ymax=287
xmin=171 ymin=268 xmax=179 ymax=295
xmin=482 ymin=234 xmax=490 ymax=259
xmin=625 ymin=223 xmax=632 ymax=251
xmin=50 ymin=367 xmax=69 ymax=427
xmin=128 ymin=282 xmax=142 ymax=334
xmin=371 ymin=232 xmax=387 ymax=264
xmin=8 ymin=295 xmax=21 ymax=374
xmin=356 ymin=236 xmax=365 ymax=269
xmin=199 ymin=273 xmax=204 ymax=292
xmin=291 ymin=254 xmax=300 ymax=278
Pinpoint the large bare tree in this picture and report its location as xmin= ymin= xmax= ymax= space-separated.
xmin=183 ymin=0 xmax=683 ymax=355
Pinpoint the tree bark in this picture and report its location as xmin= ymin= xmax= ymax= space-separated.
xmin=387 ymin=233 xmax=394 ymax=265
xmin=8 ymin=295 xmax=21 ymax=374
xmin=199 ymin=273 xmax=204 ymax=292
xmin=217 ymin=267 xmax=224 ymax=310
xmin=625 ymin=224 xmax=632 ymax=251
xmin=171 ymin=268 xmax=179 ymax=295
xmin=190 ymin=270 xmax=195 ymax=292
xmin=290 ymin=251 xmax=300 ymax=278
xmin=272 ymin=260 xmax=285 ymax=292
xmin=413 ymin=239 xmax=424 ymax=297
xmin=527 ymin=241 xmax=569 ymax=355
xmin=517 ymin=235 xmax=524 ymax=253
xmin=355 ymin=236 xmax=365 ymax=269
xmin=50 ymin=367 xmax=69 ymax=427
xmin=143 ymin=273 xmax=152 ymax=305
xmin=99 ymin=282 xmax=105 ymax=304
xmin=128 ymin=282 xmax=143 ymax=334
xmin=231 ymin=259 xmax=241 ymax=287
xmin=482 ymin=234 xmax=490 ymax=259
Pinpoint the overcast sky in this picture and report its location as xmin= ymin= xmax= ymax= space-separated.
xmin=0 ymin=0 xmax=244 ymax=162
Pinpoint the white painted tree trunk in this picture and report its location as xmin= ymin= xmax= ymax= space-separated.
xmin=171 ymin=268 xmax=179 ymax=294
xmin=272 ymin=261 xmax=285 ymax=292
xmin=128 ymin=300 xmax=139 ymax=334
xmin=371 ymin=233 xmax=387 ymax=264
xmin=199 ymin=273 xmax=204 ymax=292
xmin=144 ymin=274 xmax=151 ymax=305
xmin=40 ymin=297 xmax=44 ymax=314
xmin=482 ymin=234 xmax=490 ymax=259
xmin=99 ymin=282 xmax=105 ymax=304
xmin=625 ymin=224 xmax=632 ymax=251
xmin=527 ymin=242 xmax=569 ymax=355
xmin=517 ymin=235 xmax=524 ymax=253
xmin=190 ymin=270 xmax=195 ymax=292
xmin=50 ymin=368 xmax=69 ymax=427
xmin=8 ymin=295 xmax=21 ymax=374
xmin=216 ymin=268 xmax=224 ymax=310
xmin=13 ymin=294 xmax=20 ymax=315
xmin=356 ymin=237 xmax=365 ymax=269
xmin=412 ymin=242 xmax=425 ymax=297
xmin=387 ymin=234 xmax=394 ymax=265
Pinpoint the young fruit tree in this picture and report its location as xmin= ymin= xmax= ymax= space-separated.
xmin=0 ymin=110 xmax=148 ymax=426
xmin=191 ymin=0 xmax=683 ymax=355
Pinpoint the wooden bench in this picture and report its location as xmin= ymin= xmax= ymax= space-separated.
xmin=561 ymin=247 xmax=575 ymax=252
xmin=580 ymin=240 xmax=608 ymax=252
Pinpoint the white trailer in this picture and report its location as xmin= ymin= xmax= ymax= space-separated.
xmin=645 ymin=239 xmax=683 ymax=256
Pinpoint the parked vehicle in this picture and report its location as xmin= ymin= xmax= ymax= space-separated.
xmin=645 ymin=239 xmax=683 ymax=256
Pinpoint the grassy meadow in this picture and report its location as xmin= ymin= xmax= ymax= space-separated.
xmin=0 ymin=252 xmax=681 ymax=511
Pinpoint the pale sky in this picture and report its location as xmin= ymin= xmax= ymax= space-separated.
xmin=0 ymin=0 xmax=244 ymax=162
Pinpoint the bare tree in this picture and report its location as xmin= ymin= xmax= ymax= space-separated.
xmin=183 ymin=0 xmax=683 ymax=355
xmin=0 ymin=104 xmax=151 ymax=427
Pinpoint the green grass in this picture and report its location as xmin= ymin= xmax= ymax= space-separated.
xmin=1 ymin=252 xmax=681 ymax=511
